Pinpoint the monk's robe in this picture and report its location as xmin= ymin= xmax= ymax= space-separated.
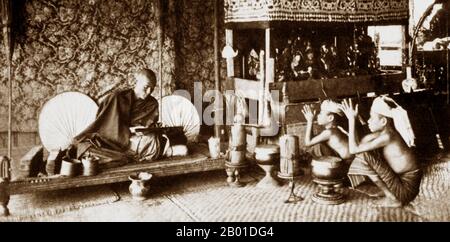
xmin=348 ymin=150 xmax=422 ymax=205
xmin=73 ymin=89 xmax=165 ymax=164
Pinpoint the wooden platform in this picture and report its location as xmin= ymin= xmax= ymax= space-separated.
xmin=7 ymin=143 xmax=226 ymax=195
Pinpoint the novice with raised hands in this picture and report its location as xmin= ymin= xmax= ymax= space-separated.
xmin=302 ymin=100 xmax=354 ymax=160
xmin=340 ymin=97 xmax=422 ymax=207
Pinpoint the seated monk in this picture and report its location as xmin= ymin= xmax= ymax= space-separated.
xmin=302 ymin=100 xmax=354 ymax=162
xmin=340 ymin=97 xmax=422 ymax=208
xmin=73 ymin=68 xmax=188 ymax=165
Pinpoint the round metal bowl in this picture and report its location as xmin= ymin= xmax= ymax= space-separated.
xmin=254 ymin=144 xmax=280 ymax=165
xmin=311 ymin=156 xmax=346 ymax=180
xmin=255 ymin=153 xmax=279 ymax=165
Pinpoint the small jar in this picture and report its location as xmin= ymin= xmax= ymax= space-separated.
xmin=128 ymin=172 xmax=153 ymax=201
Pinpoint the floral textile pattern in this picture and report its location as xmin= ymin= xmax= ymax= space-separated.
xmin=0 ymin=0 xmax=177 ymax=132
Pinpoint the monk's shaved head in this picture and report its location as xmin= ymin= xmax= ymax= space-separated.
xmin=135 ymin=68 xmax=156 ymax=87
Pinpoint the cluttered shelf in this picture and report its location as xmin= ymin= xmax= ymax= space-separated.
xmin=7 ymin=143 xmax=225 ymax=195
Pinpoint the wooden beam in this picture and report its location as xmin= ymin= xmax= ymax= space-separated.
xmin=270 ymin=75 xmax=378 ymax=102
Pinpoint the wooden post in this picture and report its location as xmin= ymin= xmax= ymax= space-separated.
xmin=225 ymin=29 xmax=234 ymax=77
xmin=1 ymin=0 xmax=13 ymax=159
xmin=156 ymin=0 xmax=163 ymax=123
xmin=7 ymin=49 xmax=12 ymax=159
xmin=258 ymin=50 xmax=265 ymax=126
xmin=447 ymin=11 xmax=449 ymax=104
xmin=408 ymin=0 xmax=414 ymax=67
xmin=265 ymin=28 xmax=274 ymax=85
xmin=214 ymin=0 xmax=222 ymax=139
xmin=224 ymin=29 xmax=234 ymax=132
xmin=402 ymin=25 xmax=408 ymax=71
xmin=264 ymin=28 xmax=275 ymax=126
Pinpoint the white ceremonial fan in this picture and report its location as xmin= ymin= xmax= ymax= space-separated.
xmin=161 ymin=95 xmax=200 ymax=142
xmin=38 ymin=92 xmax=98 ymax=151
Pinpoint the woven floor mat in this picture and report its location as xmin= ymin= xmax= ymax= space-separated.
xmin=24 ymin=195 xmax=193 ymax=222
xmin=165 ymin=174 xmax=420 ymax=222
xmin=409 ymin=159 xmax=450 ymax=221
xmin=164 ymin=161 xmax=450 ymax=222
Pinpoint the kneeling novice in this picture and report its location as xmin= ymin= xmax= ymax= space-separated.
xmin=340 ymin=97 xmax=422 ymax=207
xmin=302 ymin=100 xmax=354 ymax=161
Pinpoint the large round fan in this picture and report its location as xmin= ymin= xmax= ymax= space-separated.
xmin=39 ymin=92 xmax=98 ymax=151
xmin=161 ymin=95 xmax=200 ymax=142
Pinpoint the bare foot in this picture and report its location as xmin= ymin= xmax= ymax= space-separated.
xmin=370 ymin=197 xmax=402 ymax=208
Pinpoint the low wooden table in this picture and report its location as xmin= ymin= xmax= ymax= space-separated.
xmin=0 ymin=144 xmax=225 ymax=216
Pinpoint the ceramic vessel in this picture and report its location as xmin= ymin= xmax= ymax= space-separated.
xmin=208 ymin=137 xmax=220 ymax=159
xmin=60 ymin=159 xmax=82 ymax=177
xmin=81 ymin=157 xmax=99 ymax=176
xmin=128 ymin=172 xmax=152 ymax=201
